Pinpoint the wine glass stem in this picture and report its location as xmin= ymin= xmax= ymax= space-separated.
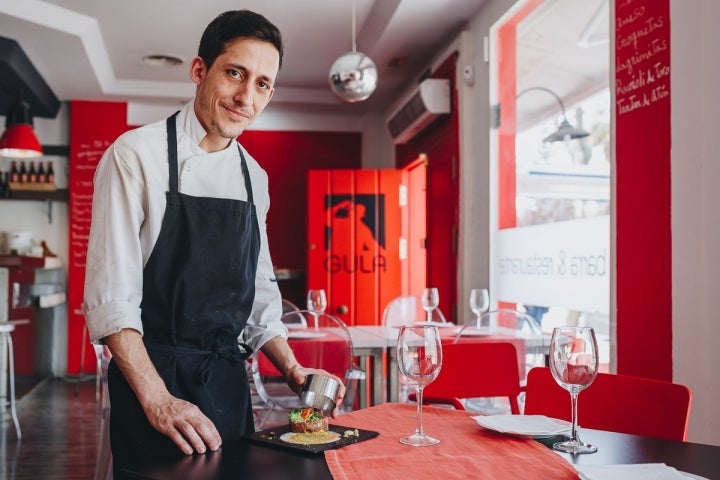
xmin=311 ymin=312 xmax=319 ymax=330
xmin=570 ymin=390 xmax=580 ymax=441
xmin=414 ymin=385 xmax=425 ymax=436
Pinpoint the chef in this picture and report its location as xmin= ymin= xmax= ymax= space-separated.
xmin=82 ymin=9 xmax=345 ymax=472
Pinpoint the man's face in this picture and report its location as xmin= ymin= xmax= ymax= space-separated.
xmin=190 ymin=38 xmax=279 ymax=151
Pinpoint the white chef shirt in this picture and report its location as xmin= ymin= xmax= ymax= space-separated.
xmin=83 ymin=100 xmax=287 ymax=352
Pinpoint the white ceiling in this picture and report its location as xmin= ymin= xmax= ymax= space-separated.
xmin=0 ymin=0 xmax=608 ymax=120
xmin=0 ymin=0 xmax=489 ymax=116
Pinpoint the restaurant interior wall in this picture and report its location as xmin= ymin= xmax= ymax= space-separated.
xmin=669 ymin=0 xmax=720 ymax=447
xmin=395 ymin=54 xmax=460 ymax=323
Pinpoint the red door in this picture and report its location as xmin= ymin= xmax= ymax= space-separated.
xmin=307 ymin=169 xmax=414 ymax=326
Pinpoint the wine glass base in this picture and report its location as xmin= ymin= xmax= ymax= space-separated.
xmin=552 ymin=439 xmax=597 ymax=454
xmin=400 ymin=433 xmax=440 ymax=447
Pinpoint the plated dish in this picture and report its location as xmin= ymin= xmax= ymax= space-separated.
xmin=280 ymin=430 xmax=341 ymax=445
xmin=246 ymin=424 xmax=379 ymax=455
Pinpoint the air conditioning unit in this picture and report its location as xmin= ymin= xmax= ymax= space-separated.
xmin=386 ymin=78 xmax=451 ymax=144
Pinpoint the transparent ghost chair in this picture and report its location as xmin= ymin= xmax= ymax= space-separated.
xmin=381 ymin=295 xmax=449 ymax=403
xmin=382 ymin=295 xmax=449 ymax=327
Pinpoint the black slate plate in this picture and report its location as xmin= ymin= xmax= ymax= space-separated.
xmin=244 ymin=424 xmax=379 ymax=455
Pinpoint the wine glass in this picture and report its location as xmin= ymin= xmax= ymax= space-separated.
xmin=307 ymin=289 xmax=327 ymax=330
xmin=420 ymin=288 xmax=439 ymax=323
xmin=469 ymin=288 xmax=489 ymax=321
xmin=548 ymin=326 xmax=599 ymax=454
xmin=397 ymin=324 xmax=443 ymax=446
xmin=306 ymin=289 xmax=327 ymax=314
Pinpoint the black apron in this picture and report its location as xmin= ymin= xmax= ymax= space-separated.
xmin=109 ymin=113 xmax=260 ymax=468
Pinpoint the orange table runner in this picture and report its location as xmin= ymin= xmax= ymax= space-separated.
xmin=326 ymin=403 xmax=578 ymax=480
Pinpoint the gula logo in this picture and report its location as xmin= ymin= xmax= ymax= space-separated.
xmin=323 ymin=194 xmax=387 ymax=274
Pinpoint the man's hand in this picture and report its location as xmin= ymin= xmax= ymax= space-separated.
xmin=285 ymin=365 xmax=347 ymax=418
xmin=143 ymin=392 xmax=222 ymax=455
xmin=260 ymin=337 xmax=347 ymax=417
xmin=104 ymin=329 xmax=221 ymax=455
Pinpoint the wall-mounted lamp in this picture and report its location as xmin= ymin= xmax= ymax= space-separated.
xmin=517 ymin=86 xmax=589 ymax=142
xmin=0 ymin=98 xmax=43 ymax=158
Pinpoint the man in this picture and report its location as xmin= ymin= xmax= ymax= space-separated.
xmin=83 ymin=9 xmax=345 ymax=469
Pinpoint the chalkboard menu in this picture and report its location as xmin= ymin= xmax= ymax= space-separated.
xmin=67 ymin=101 xmax=130 ymax=374
xmin=615 ymin=0 xmax=670 ymax=116
xmin=614 ymin=0 xmax=673 ymax=380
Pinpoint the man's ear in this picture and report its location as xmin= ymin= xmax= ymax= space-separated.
xmin=189 ymin=57 xmax=206 ymax=85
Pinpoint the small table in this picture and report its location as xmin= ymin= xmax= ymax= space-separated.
xmin=350 ymin=325 xmax=535 ymax=403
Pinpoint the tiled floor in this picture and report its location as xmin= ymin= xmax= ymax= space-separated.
xmin=2 ymin=378 xmax=103 ymax=480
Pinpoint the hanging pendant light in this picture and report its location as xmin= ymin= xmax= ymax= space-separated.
xmin=328 ymin=0 xmax=378 ymax=103
xmin=0 ymin=98 xmax=43 ymax=158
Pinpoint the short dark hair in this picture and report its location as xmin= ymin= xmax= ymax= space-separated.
xmin=198 ymin=10 xmax=284 ymax=71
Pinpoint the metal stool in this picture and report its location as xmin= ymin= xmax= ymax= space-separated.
xmin=0 ymin=322 xmax=21 ymax=439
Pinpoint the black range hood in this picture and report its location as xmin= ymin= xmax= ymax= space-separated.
xmin=0 ymin=36 xmax=60 ymax=119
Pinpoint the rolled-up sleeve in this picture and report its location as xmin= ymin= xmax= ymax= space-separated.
xmin=83 ymin=139 xmax=149 ymax=343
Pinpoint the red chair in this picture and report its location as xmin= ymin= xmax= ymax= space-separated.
xmin=413 ymin=342 xmax=522 ymax=414
xmin=524 ymin=367 xmax=692 ymax=441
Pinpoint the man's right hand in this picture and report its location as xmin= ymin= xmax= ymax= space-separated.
xmin=104 ymin=329 xmax=222 ymax=455
xmin=143 ymin=391 xmax=222 ymax=455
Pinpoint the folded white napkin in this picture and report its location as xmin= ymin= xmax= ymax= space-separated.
xmin=472 ymin=414 xmax=571 ymax=436
xmin=575 ymin=464 xmax=703 ymax=480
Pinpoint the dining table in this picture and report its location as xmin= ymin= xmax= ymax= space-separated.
xmin=350 ymin=324 xmax=541 ymax=404
xmin=119 ymin=403 xmax=720 ymax=479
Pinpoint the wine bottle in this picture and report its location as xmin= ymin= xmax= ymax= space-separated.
xmin=0 ymin=171 xmax=7 ymax=197
xmin=29 ymin=161 xmax=37 ymax=183
xmin=37 ymin=161 xmax=47 ymax=183
xmin=46 ymin=161 xmax=55 ymax=185
xmin=10 ymin=161 xmax=19 ymax=183
xmin=19 ymin=161 xmax=28 ymax=183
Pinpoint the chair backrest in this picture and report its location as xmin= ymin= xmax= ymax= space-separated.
xmin=279 ymin=303 xmax=307 ymax=328
xmin=382 ymin=295 xmax=448 ymax=326
xmin=524 ymin=367 xmax=692 ymax=441
xmin=252 ymin=310 xmax=355 ymax=409
xmin=281 ymin=298 xmax=301 ymax=315
xmin=422 ymin=342 xmax=522 ymax=414
xmin=467 ymin=309 xmax=544 ymax=382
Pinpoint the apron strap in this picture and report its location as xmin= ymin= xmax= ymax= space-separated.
xmin=237 ymin=145 xmax=254 ymax=205
xmin=166 ymin=112 xmax=180 ymax=200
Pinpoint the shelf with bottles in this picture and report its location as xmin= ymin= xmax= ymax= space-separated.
xmin=0 ymin=159 xmax=65 ymax=203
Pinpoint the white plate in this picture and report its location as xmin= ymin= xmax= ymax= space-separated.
xmin=472 ymin=414 xmax=572 ymax=438
xmin=280 ymin=431 xmax=341 ymax=445
xmin=453 ymin=326 xmax=494 ymax=336
xmin=287 ymin=331 xmax=327 ymax=339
